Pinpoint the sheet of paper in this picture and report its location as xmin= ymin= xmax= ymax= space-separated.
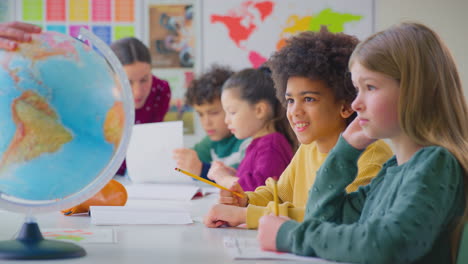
xmin=223 ymin=237 xmax=345 ymax=263
xmin=124 ymin=199 xmax=192 ymax=211
xmin=126 ymin=121 xmax=192 ymax=184
xmin=42 ymin=228 xmax=116 ymax=244
xmin=201 ymin=186 xmax=220 ymax=196
xmin=125 ymin=183 xmax=200 ymax=201
xmin=90 ymin=206 xmax=193 ymax=225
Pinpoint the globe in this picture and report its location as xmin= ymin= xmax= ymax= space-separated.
xmin=0 ymin=29 xmax=134 ymax=259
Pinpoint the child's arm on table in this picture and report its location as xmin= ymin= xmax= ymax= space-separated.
xmin=204 ymin=204 xmax=247 ymax=228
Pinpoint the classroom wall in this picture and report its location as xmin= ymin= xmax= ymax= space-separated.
xmin=184 ymin=0 xmax=468 ymax=148
xmin=376 ymin=0 xmax=468 ymax=98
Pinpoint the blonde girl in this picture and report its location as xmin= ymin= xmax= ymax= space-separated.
xmin=258 ymin=22 xmax=468 ymax=264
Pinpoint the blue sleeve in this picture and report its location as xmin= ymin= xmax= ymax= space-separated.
xmin=193 ymin=162 xmax=215 ymax=183
xmin=199 ymin=162 xmax=212 ymax=181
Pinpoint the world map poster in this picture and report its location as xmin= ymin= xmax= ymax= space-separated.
xmin=202 ymin=0 xmax=374 ymax=70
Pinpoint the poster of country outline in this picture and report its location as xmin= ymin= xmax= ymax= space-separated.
xmin=202 ymin=0 xmax=374 ymax=70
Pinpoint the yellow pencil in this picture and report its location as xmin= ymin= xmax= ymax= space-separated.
xmin=273 ymin=178 xmax=279 ymax=216
xmin=174 ymin=168 xmax=245 ymax=198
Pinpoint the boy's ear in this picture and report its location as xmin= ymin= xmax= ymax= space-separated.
xmin=340 ymin=104 xmax=354 ymax=119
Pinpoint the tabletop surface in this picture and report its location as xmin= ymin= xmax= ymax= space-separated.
xmin=0 ymin=184 xmax=340 ymax=264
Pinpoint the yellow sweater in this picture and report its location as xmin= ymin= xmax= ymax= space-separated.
xmin=245 ymin=139 xmax=393 ymax=228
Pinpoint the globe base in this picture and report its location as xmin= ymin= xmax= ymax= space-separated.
xmin=0 ymin=222 xmax=86 ymax=260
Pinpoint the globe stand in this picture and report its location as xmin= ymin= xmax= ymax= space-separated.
xmin=0 ymin=217 xmax=86 ymax=260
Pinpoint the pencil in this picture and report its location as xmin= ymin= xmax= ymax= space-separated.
xmin=273 ymin=178 xmax=279 ymax=216
xmin=174 ymin=168 xmax=245 ymax=198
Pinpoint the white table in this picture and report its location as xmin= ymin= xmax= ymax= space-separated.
xmin=0 ymin=192 xmax=337 ymax=264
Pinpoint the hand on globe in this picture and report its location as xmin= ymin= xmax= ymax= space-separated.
xmin=0 ymin=21 xmax=42 ymax=51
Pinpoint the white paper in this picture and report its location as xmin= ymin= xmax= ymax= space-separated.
xmin=223 ymin=237 xmax=345 ymax=263
xmin=42 ymin=228 xmax=116 ymax=244
xmin=124 ymin=199 xmax=192 ymax=211
xmin=126 ymin=121 xmax=193 ymax=184
xmin=90 ymin=206 xmax=193 ymax=225
xmin=201 ymin=186 xmax=220 ymax=196
xmin=125 ymin=184 xmax=200 ymax=201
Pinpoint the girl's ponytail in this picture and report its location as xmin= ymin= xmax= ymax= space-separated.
xmin=259 ymin=66 xmax=298 ymax=151
xmin=272 ymin=98 xmax=298 ymax=151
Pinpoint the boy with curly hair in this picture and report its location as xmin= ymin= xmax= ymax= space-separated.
xmin=173 ymin=65 xmax=251 ymax=180
xmin=204 ymin=28 xmax=393 ymax=229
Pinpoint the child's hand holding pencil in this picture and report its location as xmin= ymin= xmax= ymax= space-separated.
xmin=218 ymin=182 xmax=248 ymax=207
xmin=175 ymin=168 xmax=245 ymax=198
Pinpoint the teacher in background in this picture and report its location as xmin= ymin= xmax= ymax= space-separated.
xmin=110 ymin=37 xmax=172 ymax=176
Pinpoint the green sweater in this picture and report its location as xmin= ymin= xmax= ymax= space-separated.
xmin=193 ymin=135 xmax=251 ymax=179
xmin=277 ymin=136 xmax=465 ymax=264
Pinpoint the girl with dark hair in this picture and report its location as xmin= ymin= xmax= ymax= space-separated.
xmin=207 ymin=67 xmax=296 ymax=191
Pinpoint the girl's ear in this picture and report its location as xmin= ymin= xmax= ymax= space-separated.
xmin=340 ymin=103 xmax=354 ymax=119
xmin=254 ymin=101 xmax=269 ymax=120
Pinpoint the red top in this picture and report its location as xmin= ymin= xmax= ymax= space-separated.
xmin=135 ymin=75 xmax=171 ymax=124
xmin=116 ymin=75 xmax=171 ymax=175
xmin=237 ymin=132 xmax=293 ymax=191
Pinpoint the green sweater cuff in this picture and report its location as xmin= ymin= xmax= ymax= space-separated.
xmin=335 ymin=135 xmax=365 ymax=157
xmin=276 ymin=220 xmax=301 ymax=252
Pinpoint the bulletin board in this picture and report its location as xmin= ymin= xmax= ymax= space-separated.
xmin=12 ymin=0 xmax=140 ymax=45
xmin=144 ymin=0 xmax=197 ymax=135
